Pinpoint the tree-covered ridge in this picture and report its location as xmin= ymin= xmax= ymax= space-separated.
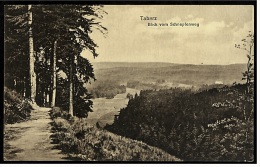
xmin=107 ymin=83 xmax=254 ymax=161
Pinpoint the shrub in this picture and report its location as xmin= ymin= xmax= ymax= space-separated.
xmin=4 ymin=87 xmax=32 ymax=124
xmin=50 ymin=114 xmax=181 ymax=161
xmin=50 ymin=107 xmax=71 ymax=120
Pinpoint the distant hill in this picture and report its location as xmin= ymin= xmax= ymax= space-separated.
xmin=92 ymin=62 xmax=178 ymax=69
xmin=92 ymin=62 xmax=246 ymax=70
xmin=91 ymin=62 xmax=247 ymax=87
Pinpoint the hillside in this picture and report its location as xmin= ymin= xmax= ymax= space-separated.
xmin=92 ymin=62 xmax=177 ymax=69
xmin=50 ymin=109 xmax=181 ymax=161
xmin=91 ymin=62 xmax=247 ymax=88
xmin=107 ymin=84 xmax=254 ymax=161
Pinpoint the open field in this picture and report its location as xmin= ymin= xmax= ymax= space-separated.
xmin=87 ymin=88 xmax=140 ymax=126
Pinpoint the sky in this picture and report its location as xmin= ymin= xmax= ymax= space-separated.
xmin=82 ymin=5 xmax=254 ymax=65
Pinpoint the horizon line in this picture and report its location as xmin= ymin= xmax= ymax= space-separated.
xmin=91 ymin=61 xmax=247 ymax=66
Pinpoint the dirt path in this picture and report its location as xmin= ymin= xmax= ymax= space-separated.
xmin=4 ymin=107 xmax=69 ymax=161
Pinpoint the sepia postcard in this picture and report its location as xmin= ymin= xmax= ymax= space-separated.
xmin=2 ymin=1 xmax=257 ymax=165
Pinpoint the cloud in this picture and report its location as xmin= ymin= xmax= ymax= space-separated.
xmin=84 ymin=5 xmax=254 ymax=65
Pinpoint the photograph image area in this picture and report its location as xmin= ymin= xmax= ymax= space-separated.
xmin=3 ymin=3 xmax=256 ymax=162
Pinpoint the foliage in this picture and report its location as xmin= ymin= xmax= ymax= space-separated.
xmin=50 ymin=107 xmax=71 ymax=120
xmin=34 ymin=48 xmax=52 ymax=106
xmin=126 ymin=93 xmax=133 ymax=100
xmin=235 ymin=31 xmax=254 ymax=86
xmin=4 ymin=87 xmax=32 ymax=124
xmin=88 ymin=80 xmax=126 ymax=99
xmin=4 ymin=5 xmax=30 ymax=97
xmin=5 ymin=5 xmax=107 ymax=117
xmin=107 ymin=84 xmax=254 ymax=161
xmin=50 ymin=109 xmax=181 ymax=161
xmin=55 ymin=77 xmax=93 ymax=118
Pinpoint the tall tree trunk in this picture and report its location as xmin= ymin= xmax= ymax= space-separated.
xmin=28 ymin=5 xmax=36 ymax=103
xmin=46 ymin=86 xmax=50 ymax=106
xmin=23 ymin=77 xmax=26 ymax=98
xmin=51 ymin=40 xmax=57 ymax=107
xmin=69 ymin=55 xmax=74 ymax=116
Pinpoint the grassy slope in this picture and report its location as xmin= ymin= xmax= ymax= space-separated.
xmin=51 ymin=115 xmax=181 ymax=161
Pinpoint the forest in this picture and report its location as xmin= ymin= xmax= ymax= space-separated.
xmin=107 ymin=84 xmax=254 ymax=161
xmin=4 ymin=5 xmax=106 ymax=118
xmin=87 ymin=80 xmax=126 ymax=99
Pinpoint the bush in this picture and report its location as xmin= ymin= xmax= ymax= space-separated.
xmin=50 ymin=110 xmax=181 ymax=161
xmin=50 ymin=107 xmax=71 ymax=120
xmin=4 ymin=87 xmax=32 ymax=124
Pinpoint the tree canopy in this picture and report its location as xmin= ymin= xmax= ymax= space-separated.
xmin=5 ymin=5 xmax=107 ymax=117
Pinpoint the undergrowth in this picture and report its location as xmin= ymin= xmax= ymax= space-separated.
xmin=50 ymin=108 xmax=181 ymax=161
xmin=4 ymin=87 xmax=32 ymax=124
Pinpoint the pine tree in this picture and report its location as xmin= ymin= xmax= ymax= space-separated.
xmin=69 ymin=53 xmax=74 ymax=116
xmin=5 ymin=5 xmax=29 ymax=95
xmin=5 ymin=5 xmax=37 ymax=104
xmin=35 ymin=5 xmax=107 ymax=116
xmin=28 ymin=5 xmax=37 ymax=104
xmin=5 ymin=5 xmax=107 ymax=117
xmin=51 ymin=40 xmax=57 ymax=107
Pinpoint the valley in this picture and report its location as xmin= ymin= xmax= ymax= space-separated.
xmin=87 ymin=88 xmax=140 ymax=126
